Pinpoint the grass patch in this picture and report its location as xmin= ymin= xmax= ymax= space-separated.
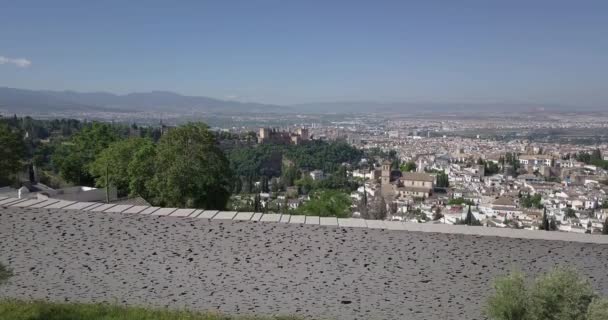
xmin=0 ymin=300 xmax=302 ymax=320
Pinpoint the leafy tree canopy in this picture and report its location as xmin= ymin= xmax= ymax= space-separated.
xmin=150 ymin=123 xmax=233 ymax=209
xmin=0 ymin=123 xmax=26 ymax=186
xmin=52 ymin=122 xmax=119 ymax=186
xmin=89 ymin=137 xmax=152 ymax=196
xmin=295 ymin=189 xmax=351 ymax=218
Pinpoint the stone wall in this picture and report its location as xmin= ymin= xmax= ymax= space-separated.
xmin=1 ymin=206 xmax=607 ymax=319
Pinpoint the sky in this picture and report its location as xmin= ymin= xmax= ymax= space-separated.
xmin=1 ymin=0 xmax=607 ymax=107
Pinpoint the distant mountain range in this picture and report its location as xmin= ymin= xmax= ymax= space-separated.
xmin=0 ymin=87 xmax=286 ymax=114
xmin=0 ymin=86 xmax=601 ymax=115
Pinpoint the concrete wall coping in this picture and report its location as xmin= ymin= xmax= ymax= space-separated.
xmin=2 ymin=197 xmax=607 ymax=244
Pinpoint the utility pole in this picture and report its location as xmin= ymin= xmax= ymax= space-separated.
xmin=105 ymin=162 xmax=110 ymax=204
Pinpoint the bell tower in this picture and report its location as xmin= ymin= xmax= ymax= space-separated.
xmin=381 ymin=160 xmax=392 ymax=185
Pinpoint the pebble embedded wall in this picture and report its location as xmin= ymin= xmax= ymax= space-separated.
xmin=1 ymin=206 xmax=607 ymax=320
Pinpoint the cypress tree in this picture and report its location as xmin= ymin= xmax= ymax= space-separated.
xmin=541 ymin=208 xmax=549 ymax=231
xmin=464 ymin=205 xmax=474 ymax=225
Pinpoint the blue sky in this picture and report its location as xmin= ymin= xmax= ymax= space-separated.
xmin=1 ymin=0 xmax=607 ymax=107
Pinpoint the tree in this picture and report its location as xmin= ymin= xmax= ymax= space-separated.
xmin=361 ymin=195 xmax=388 ymax=220
xmin=89 ymin=137 xmax=151 ymax=196
xmin=295 ymin=175 xmax=316 ymax=194
xmin=602 ymin=218 xmax=608 ymax=235
xmin=436 ymin=171 xmax=449 ymax=188
xmin=270 ymin=178 xmax=280 ymax=193
xmin=521 ymin=194 xmax=543 ymax=209
xmin=564 ymin=207 xmax=577 ymax=219
xmin=485 ymin=271 xmax=528 ymax=320
xmin=260 ymin=176 xmax=269 ymax=193
xmin=485 ymin=161 xmax=501 ymax=176
xmin=432 ymin=207 xmax=444 ymax=221
xmin=233 ymin=176 xmax=243 ymax=194
xmin=464 ymin=205 xmax=475 ymax=225
xmin=456 ymin=205 xmax=482 ymax=226
xmin=281 ymin=165 xmax=298 ymax=187
xmin=150 ymin=123 xmax=233 ymax=209
xmin=0 ymin=123 xmax=26 ymax=186
xmin=296 ymin=189 xmax=351 ymax=218
xmin=448 ymin=198 xmax=475 ymax=206
xmin=540 ymin=208 xmax=550 ymax=231
xmin=253 ymin=194 xmax=262 ymax=212
xmin=591 ymin=149 xmax=602 ymax=162
xmin=52 ymin=122 xmax=119 ymax=186
xmin=373 ymin=196 xmax=388 ymax=220
xmin=0 ymin=262 xmax=12 ymax=286
xmin=549 ymin=217 xmax=557 ymax=231
xmin=127 ymin=142 xmax=157 ymax=201
xmin=400 ymin=161 xmax=417 ymax=172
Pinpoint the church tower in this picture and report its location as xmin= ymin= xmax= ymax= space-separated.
xmin=381 ymin=160 xmax=392 ymax=185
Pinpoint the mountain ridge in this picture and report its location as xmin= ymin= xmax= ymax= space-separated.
xmin=0 ymin=87 xmax=286 ymax=114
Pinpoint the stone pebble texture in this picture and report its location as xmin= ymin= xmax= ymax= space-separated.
xmin=1 ymin=206 xmax=607 ymax=320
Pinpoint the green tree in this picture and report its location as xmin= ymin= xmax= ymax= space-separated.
xmin=521 ymin=194 xmax=543 ymax=209
xmin=485 ymin=161 xmax=501 ymax=176
xmin=464 ymin=205 xmax=475 ymax=225
xmin=89 ymin=137 xmax=151 ymax=196
xmin=253 ymin=194 xmax=262 ymax=212
xmin=448 ymin=197 xmax=475 ymax=206
xmin=295 ymin=175 xmax=316 ymax=194
xmin=587 ymin=298 xmax=608 ymax=320
xmin=485 ymin=271 xmax=528 ymax=320
xmin=0 ymin=123 xmax=26 ymax=186
xmin=126 ymin=141 xmax=157 ymax=201
xmin=296 ymin=189 xmax=351 ymax=218
xmin=564 ymin=208 xmax=577 ymax=219
xmin=436 ymin=171 xmax=449 ymax=188
xmin=270 ymin=179 xmax=280 ymax=193
xmin=528 ymin=268 xmax=596 ymax=320
xmin=52 ymin=122 xmax=119 ymax=186
xmin=150 ymin=123 xmax=233 ymax=209
xmin=281 ymin=165 xmax=298 ymax=187
xmin=260 ymin=176 xmax=269 ymax=193
xmin=549 ymin=217 xmax=557 ymax=231
xmin=400 ymin=161 xmax=417 ymax=172
xmin=233 ymin=176 xmax=243 ymax=194
xmin=602 ymin=218 xmax=608 ymax=235
xmin=541 ymin=208 xmax=550 ymax=231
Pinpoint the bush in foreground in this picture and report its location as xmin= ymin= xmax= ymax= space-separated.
xmin=0 ymin=300 xmax=301 ymax=320
xmin=485 ymin=268 xmax=608 ymax=320
xmin=587 ymin=298 xmax=608 ymax=320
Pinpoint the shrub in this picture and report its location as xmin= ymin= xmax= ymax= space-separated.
xmin=586 ymin=298 xmax=608 ymax=320
xmin=528 ymin=269 xmax=596 ymax=320
xmin=485 ymin=268 xmax=602 ymax=320
xmin=485 ymin=271 xmax=529 ymax=320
